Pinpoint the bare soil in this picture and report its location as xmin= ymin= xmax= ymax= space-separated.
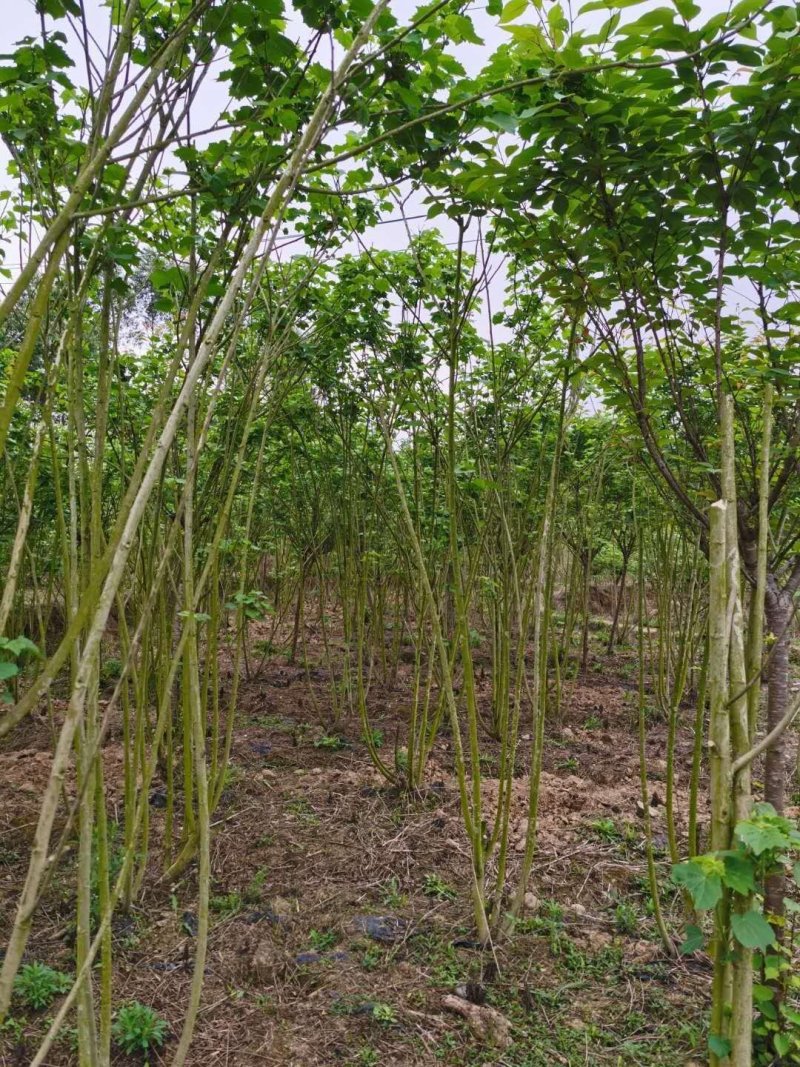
xmin=0 ymin=619 xmax=715 ymax=1066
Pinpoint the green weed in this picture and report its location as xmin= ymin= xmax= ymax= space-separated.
xmin=13 ymin=963 xmax=71 ymax=1010
xmin=112 ymin=1001 xmax=168 ymax=1057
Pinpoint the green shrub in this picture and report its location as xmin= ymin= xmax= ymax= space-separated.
xmin=13 ymin=962 xmax=71 ymax=1010
xmin=99 ymin=657 xmax=123 ymax=684
xmin=210 ymin=891 xmax=242 ymax=918
xmin=112 ymin=1001 xmax=168 ymax=1057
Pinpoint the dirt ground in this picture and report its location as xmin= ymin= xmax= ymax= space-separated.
xmin=0 ymin=618 xmax=719 ymax=1066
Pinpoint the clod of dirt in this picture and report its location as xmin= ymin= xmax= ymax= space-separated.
xmin=636 ymin=799 xmax=659 ymax=818
xmin=250 ymin=936 xmax=286 ymax=982
xmin=244 ymin=908 xmax=282 ymax=925
xmin=452 ymin=938 xmax=484 ymax=951
xmin=455 ymin=981 xmax=487 ymax=1005
xmin=270 ymin=896 xmax=297 ymax=918
xmin=353 ymin=1002 xmax=379 ymax=1016
xmin=442 ymin=994 xmax=511 ymax=1049
xmin=625 ymin=940 xmax=661 ymax=964
xmin=352 ymin=915 xmax=409 ymax=943
xmin=581 ymin=928 xmax=613 ymax=953
xmin=523 ymin=892 xmax=540 ymax=913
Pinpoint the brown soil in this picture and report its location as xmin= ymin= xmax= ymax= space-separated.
xmin=0 ymin=622 xmax=714 ymax=1066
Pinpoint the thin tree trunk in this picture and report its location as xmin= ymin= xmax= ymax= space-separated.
xmin=763 ymin=586 xmax=792 ymax=919
xmin=607 ymin=551 xmax=629 ymax=654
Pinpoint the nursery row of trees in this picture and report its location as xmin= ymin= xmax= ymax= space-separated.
xmin=0 ymin=0 xmax=798 ymax=1062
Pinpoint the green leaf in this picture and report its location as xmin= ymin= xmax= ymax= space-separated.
xmin=721 ymin=851 xmax=756 ymax=896
xmin=679 ymin=924 xmax=704 ymax=955
xmin=708 ymin=1034 xmax=731 ymax=1058
xmin=735 ymin=809 xmax=791 ymax=856
xmin=672 ymin=859 xmax=723 ymax=910
xmin=774 ymin=1033 xmax=791 ymax=1058
xmin=0 ymin=636 xmax=40 ymax=658
xmin=40 ymin=0 xmax=82 ymax=17
xmin=752 ymin=983 xmax=774 ymax=1004
xmin=500 ymin=0 xmax=527 ymax=22
xmin=0 ymin=661 xmax=19 ymax=681
xmin=731 ymin=910 xmax=776 ymax=951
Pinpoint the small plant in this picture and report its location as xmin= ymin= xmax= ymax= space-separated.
xmin=555 ymin=756 xmax=579 ymax=771
xmin=587 ymin=817 xmax=620 ymax=843
xmin=244 ymin=867 xmax=269 ymax=904
xmin=0 ymin=635 xmax=41 ymax=703
xmin=291 ymin=721 xmax=312 ymax=746
xmin=583 ymin=714 xmax=602 ymax=730
xmin=541 ymin=899 xmax=564 ymax=922
xmin=371 ymin=1002 xmax=396 ymax=1025
xmin=0 ymin=1016 xmax=25 ymax=1042
xmin=112 ymin=1001 xmax=168 ymax=1057
xmin=380 ymin=876 xmax=406 ymax=909
xmin=394 ymin=746 xmax=409 ymax=776
xmin=210 ymin=891 xmax=242 ymax=919
xmin=354 ymin=1046 xmax=379 ymax=1066
xmin=362 ymin=726 xmax=384 ymax=749
xmin=226 ymin=589 xmax=272 ymax=620
xmin=286 ymin=797 xmax=318 ymax=824
xmin=314 ymin=733 xmax=345 ymax=750
xmin=221 ymin=763 xmax=242 ymax=791
xmin=361 ymin=944 xmax=382 ymax=970
xmin=99 ymin=657 xmax=123 ymax=684
xmin=13 ymin=962 xmax=71 ymax=1010
xmin=410 ymin=933 xmax=463 ymax=987
xmin=423 ymin=873 xmax=456 ymax=901
xmin=309 ymin=928 xmax=338 ymax=951
xmin=613 ymin=900 xmax=638 ymax=936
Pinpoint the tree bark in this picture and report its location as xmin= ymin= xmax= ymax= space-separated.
xmin=764 ymin=583 xmax=792 ymax=919
xmin=764 ymin=585 xmax=792 ymax=814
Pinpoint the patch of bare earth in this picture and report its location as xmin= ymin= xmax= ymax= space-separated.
xmin=1 ymin=628 xmax=711 ymax=1065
